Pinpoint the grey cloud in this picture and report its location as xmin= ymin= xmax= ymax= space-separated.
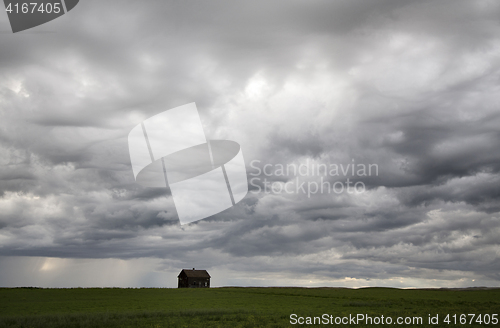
xmin=0 ymin=0 xmax=499 ymax=287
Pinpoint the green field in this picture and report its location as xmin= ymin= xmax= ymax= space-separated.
xmin=0 ymin=287 xmax=498 ymax=327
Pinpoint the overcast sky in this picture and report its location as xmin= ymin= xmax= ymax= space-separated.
xmin=0 ymin=0 xmax=500 ymax=288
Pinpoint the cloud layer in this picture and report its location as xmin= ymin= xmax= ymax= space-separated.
xmin=0 ymin=0 xmax=499 ymax=287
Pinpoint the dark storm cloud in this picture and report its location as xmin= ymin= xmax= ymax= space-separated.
xmin=0 ymin=0 xmax=499 ymax=287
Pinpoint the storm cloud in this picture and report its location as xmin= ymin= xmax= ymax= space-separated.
xmin=0 ymin=0 xmax=499 ymax=288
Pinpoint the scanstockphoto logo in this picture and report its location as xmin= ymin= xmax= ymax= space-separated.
xmin=128 ymin=103 xmax=248 ymax=225
xmin=3 ymin=0 xmax=79 ymax=33
xmin=249 ymin=159 xmax=379 ymax=198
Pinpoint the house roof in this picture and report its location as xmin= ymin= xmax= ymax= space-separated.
xmin=178 ymin=269 xmax=211 ymax=278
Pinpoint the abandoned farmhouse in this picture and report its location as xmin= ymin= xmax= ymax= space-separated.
xmin=177 ymin=269 xmax=211 ymax=288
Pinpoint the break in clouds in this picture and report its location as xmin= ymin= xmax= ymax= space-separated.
xmin=0 ymin=0 xmax=499 ymax=288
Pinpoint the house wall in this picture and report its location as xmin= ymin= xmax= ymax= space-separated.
xmin=185 ymin=278 xmax=210 ymax=288
xmin=177 ymin=272 xmax=210 ymax=288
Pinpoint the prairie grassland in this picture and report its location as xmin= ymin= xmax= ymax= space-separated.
xmin=0 ymin=287 xmax=498 ymax=327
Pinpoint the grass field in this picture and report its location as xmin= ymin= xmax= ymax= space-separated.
xmin=0 ymin=287 xmax=498 ymax=327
